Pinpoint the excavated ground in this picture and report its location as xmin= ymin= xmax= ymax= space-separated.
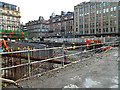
xmin=17 ymin=47 xmax=118 ymax=88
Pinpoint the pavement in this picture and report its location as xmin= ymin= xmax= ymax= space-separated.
xmin=18 ymin=48 xmax=118 ymax=88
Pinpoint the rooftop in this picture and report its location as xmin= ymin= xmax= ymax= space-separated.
xmin=0 ymin=1 xmax=17 ymax=10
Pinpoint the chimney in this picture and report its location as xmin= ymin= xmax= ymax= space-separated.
xmin=50 ymin=16 xmax=52 ymax=19
xmin=18 ymin=7 xmax=20 ymax=12
xmin=4 ymin=5 xmax=6 ymax=8
xmin=61 ymin=11 xmax=64 ymax=15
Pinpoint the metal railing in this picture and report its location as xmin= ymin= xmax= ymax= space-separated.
xmin=0 ymin=40 xmax=119 ymax=81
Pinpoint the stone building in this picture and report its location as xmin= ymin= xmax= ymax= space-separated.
xmin=0 ymin=2 xmax=27 ymax=40
xmin=48 ymin=11 xmax=74 ymax=37
xmin=74 ymin=1 xmax=120 ymax=37
xmin=25 ymin=16 xmax=48 ymax=40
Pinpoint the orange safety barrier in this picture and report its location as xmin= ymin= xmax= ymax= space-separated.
xmin=86 ymin=39 xmax=113 ymax=51
xmin=2 ymin=40 xmax=9 ymax=52
xmin=86 ymin=39 xmax=101 ymax=49
xmin=103 ymin=46 xmax=113 ymax=50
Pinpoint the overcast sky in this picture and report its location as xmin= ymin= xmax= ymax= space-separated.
xmin=1 ymin=0 xmax=89 ymax=24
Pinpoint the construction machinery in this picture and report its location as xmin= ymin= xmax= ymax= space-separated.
xmin=1 ymin=39 xmax=9 ymax=52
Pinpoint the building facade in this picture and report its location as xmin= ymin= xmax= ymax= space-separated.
xmin=25 ymin=16 xmax=48 ymax=40
xmin=48 ymin=11 xmax=74 ymax=37
xmin=0 ymin=2 xmax=27 ymax=40
xmin=74 ymin=2 xmax=120 ymax=37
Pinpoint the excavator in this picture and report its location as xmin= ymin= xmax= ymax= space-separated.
xmin=1 ymin=40 xmax=23 ymax=88
xmin=1 ymin=39 xmax=9 ymax=52
xmin=86 ymin=39 xmax=113 ymax=50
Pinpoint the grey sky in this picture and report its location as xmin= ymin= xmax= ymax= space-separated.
xmin=1 ymin=0 xmax=89 ymax=24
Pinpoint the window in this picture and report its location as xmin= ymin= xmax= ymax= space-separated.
xmin=111 ymin=28 xmax=112 ymax=32
xmin=85 ymin=7 xmax=87 ymax=11
xmin=80 ymin=31 xmax=81 ymax=34
xmin=114 ymin=21 xmax=116 ymax=24
xmin=106 ymin=28 xmax=108 ymax=32
xmin=91 ymin=5 xmax=95 ymax=9
xmin=114 ymin=7 xmax=116 ymax=11
xmin=114 ymin=13 xmax=116 ymax=17
xmin=111 ymin=7 xmax=113 ymax=11
xmin=76 ymin=28 xmax=78 ymax=32
xmin=114 ymin=27 xmax=116 ymax=32
xmin=106 ymin=8 xmax=109 ymax=12
xmin=82 ymin=25 xmax=83 ymax=28
xmin=87 ymin=7 xmax=89 ymax=10
xmin=103 ymin=9 xmax=106 ymax=13
xmin=103 ymin=2 xmax=106 ymax=6
xmin=0 ymin=10 xmax=2 ymax=13
xmin=80 ymin=25 xmax=81 ymax=28
xmin=82 ymin=8 xmax=83 ymax=11
xmin=93 ymin=5 xmax=95 ymax=9
xmin=80 ymin=19 xmax=81 ymax=23
xmin=106 ymin=2 xmax=109 ymax=6
xmin=119 ymin=6 xmax=120 ymax=10
xmin=99 ymin=29 xmax=101 ymax=33
xmin=7 ymin=17 xmax=10 ymax=20
xmin=99 ymin=4 xmax=101 ymax=8
xmin=12 ymin=12 xmax=14 ymax=15
xmin=42 ymin=29 xmax=45 ymax=31
xmin=99 ymin=10 xmax=101 ymax=13
xmin=85 ymin=19 xmax=86 ymax=22
xmin=80 ymin=9 xmax=81 ymax=12
xmin=91 ymin=6 xmax=92 ymax=9
xmin=97 ymin=4 xmax=99 ymax=8
xmin=7 ymin=11 xmax=9 ymax=14
xmin=97 ymin=10 xmax=99 ymax=14
xmin=103 ymin=28 xmax=105 ymax=32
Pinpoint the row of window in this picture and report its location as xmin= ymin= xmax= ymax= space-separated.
xmin=79 ymin=3 xmax=118 ymax=12
xmin=0 ymin=27 xmax=20 ymax=30
xmin=0 ymin=10 xmax=18 ymax=15
xmin=28 ymin=25 xmax=48 ymax=30
xmin=80 ymin=19 xmax=89 ymax=23
xmin=79 ymin=13 xmax=116 ymax=23
xmin=28 ymin=29 xmax=48 ymax=33
xmin=0 ymin=2 xmax=17 ymax=10
xmin=79 ymin=7 xmax=117 ymax=17
xmin=79 ymin=27 xmax=116 ymax=34
xmin=79 ymin=21 xmax=116 ymax=28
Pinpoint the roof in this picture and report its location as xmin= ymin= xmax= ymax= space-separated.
xmin=49 ymin=11 xmax=74 ymax=21
xmin=0 ymin=1 xmax=17 ymax=7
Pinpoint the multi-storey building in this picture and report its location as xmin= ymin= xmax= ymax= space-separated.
xmin=74 ymin=2 xmax=120 ymax=37
xmin=0 ymin=2 xmax=27 ymax=40
xmin=48 ymin=11 xmax=74 ymax=37
xmin=25 ymin=16 xmax=48 ymax=40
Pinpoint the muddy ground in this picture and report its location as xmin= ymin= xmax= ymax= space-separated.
xmin=17 ymin=48 xmax=118 ymax=88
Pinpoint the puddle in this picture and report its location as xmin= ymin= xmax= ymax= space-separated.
xmin=114 ymin=53 xmax=118 ymax=57
xmin=70 ymin=76 xmax=81 ymax=81
xmin=110 ymin=85 xmax=118 ymax=88
xmin=64 ymin=84 xmax=79 ymax=88
xmin=112 ymin=76 xmax=118 ymax=84
xmin=84 ymin=78 xmax=101 ymax=88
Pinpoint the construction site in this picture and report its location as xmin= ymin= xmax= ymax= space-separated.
xmin=0 ymin=37 xmax=119 ymax=88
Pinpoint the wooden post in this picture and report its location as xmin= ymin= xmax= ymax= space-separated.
xmin=27 ymin=46 xmax=30 ymax=77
